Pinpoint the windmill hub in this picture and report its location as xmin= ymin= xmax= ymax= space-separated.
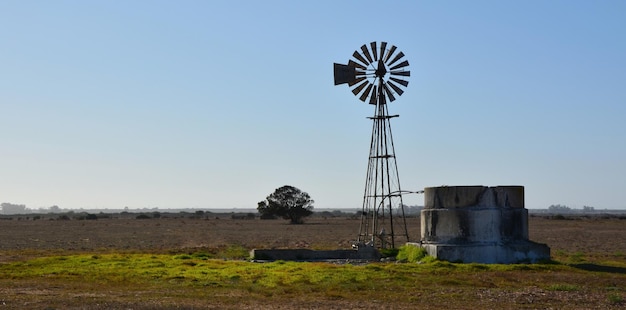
xmin=375 ymin=59 xmax=387 ymax=78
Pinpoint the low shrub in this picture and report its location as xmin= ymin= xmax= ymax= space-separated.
xmin=396 ymin=245 xmax=429 ymax=263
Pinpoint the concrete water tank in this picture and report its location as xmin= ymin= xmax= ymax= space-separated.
xmin=419 ymin=185 xmax=550 ymax=263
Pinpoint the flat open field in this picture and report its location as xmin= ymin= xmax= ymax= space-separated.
xmin=0 ymin=214 xmax=424 ymax=260
xmin=1 ymin=214 xmax=624 ymax=259
xmin=1 ymin=213 xmax=625 ymax=309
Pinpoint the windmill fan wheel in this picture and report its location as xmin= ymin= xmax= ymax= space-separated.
xmin=334 ymin=41 xmax=410 ymax=104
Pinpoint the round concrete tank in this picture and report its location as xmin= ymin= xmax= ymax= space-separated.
xmin=418 ymin=185 xmax=550 ymax=264
xmin=421 ymin=186 xmax=528 ymax=243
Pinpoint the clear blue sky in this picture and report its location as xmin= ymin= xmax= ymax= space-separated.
xmin=1 ymin=1 xmax=625 ymax=210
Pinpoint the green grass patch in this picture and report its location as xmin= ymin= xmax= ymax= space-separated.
xmin=546 ymin=283 xmax=580 ymax=291
xmin=608 ymin=293 xmax=623 ymax=304
xmin=1 ymin=253 xmax=625 ymax=308
xmin=1 ymin=253 xmax=573 ymax=287
xmin=568 ymin=251 xmax=586 ymax=263
xmin=216 ymin=244 xmax=249 ymax=260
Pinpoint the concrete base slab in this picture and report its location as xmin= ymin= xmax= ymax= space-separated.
xmin=412 ymin=241 xmax=550 ymax=264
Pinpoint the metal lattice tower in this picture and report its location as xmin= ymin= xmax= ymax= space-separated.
xmin=334 ymin=41 xmax=410 ymax=248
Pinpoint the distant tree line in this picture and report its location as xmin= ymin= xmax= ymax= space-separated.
xmin=548 ymin=204 xmax=595 ymax=213
xmin=1 ymin=203 xmax=27 ymax=215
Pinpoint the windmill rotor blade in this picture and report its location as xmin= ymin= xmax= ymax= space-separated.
xmin=389 ymin=77 xmax=409 ymax=87
xmin=351 ymin=80 xmax=369 ymax=96
xmin=387 ymin=80 xmax=404 ymax=96
xmin=390 ymin=70 xmax=410 ymax=77
xmin=389 ymin=60 xmax=409 ymax=70
xmin=370 ymin=42 xmax=377 ymax=61
xmin=387 ymin=52 xmax=405 ymax=67
xmin=348 ymin=59 xmax=366 ymax=70
xmin=348 ymin=76 xmax=366 ymax=86
xmin=361 ymin=45 xmax=373 ymax=64
xmin=359 ymin=83 xmax=373 ymax=102
xmin=384 ymin=45 xmax=397 ymax=63
xmin=368 ymin=85 xmax=377 ymax=105
xmin=352 ymin=51 xmax=369 ymax=67
xmin=383 ymin=83 xmax=396 ymax=102
xmin=379 ymin=42 xmax=387 ymax=62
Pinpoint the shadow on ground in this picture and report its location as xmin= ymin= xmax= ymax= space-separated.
xmin=570 ymin=263 xmax=626 ymax=274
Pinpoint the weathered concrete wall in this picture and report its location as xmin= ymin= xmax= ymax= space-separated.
xmin=421 ymin=208 xmax=529 ymax=243
xmin=423 ymin=185 xmax=525 ymax=209
xmin=419 ymin=186 xmax=550 ymax=264
xmin=250 ymin=246 xmax=380 ymax=261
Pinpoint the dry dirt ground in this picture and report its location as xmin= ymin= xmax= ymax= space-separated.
xmin=0 ymin=214 xmax=422 ymax=260
xmin=1 ymin=213 xmax=625 ymax=259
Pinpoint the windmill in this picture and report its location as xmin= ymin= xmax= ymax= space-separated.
xmin=334 ymin=42 xmax=410 ymax=249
